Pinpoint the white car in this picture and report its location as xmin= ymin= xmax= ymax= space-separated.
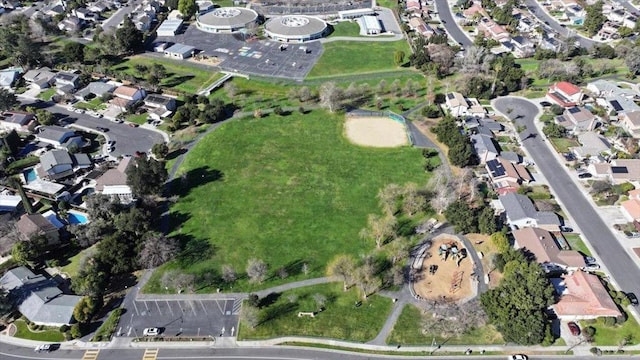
xmin=34 ymin=344 xmax=51 ymax=352
xmin=74 ymin=109 xmax=84 ymax=114
xmin=143 ymin=327 xmax=160 ymax=336
xmin=508 ymin=355 xmax=528 ymax=360
xmin=583 ymin=264 xmax=601 ymax=272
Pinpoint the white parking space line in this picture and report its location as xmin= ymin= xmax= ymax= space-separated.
xmin=166 ymin=300 xmax=174 ymax=316
xmin=155 ymin=301 xmax=162 ymax=315
xmin=144 ymin=301 xmax=150 ymax=312
xmin=214 ymin=300 xmax=224 ymax=314
xmin=199 ymin=300 xmax=208 ymax=314
xmin=188 ymin=300 xmax=197 ymax=316
xmin=177 ymin=301 xmax=185 ymax=314
xmin=133 ymin=300 xmax=140 ymax=316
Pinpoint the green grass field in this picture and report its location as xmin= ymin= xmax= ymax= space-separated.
xmin=147 ymin=110 xmax=428 ymax=292
xmin=12 ymin=319 xmax=65 ymax=342
xmin=308 ymin=40 xmax=412 ymax=78
xmin=237 ymin=283 xmax=392 ymax=341
xmin=75 ymin=98 xmax=106 ymax=111
xmin=328 ymin=22 xmax=362 ymax=37
xmin=387 ymin=304 xmax=504 ymax=345
xmin=549 ymin=137 xmax=579 ymax=153
xmin=564 ymin=233 xmax=592 ymax=257
xmin=112 ymin=56 xmax=223 ymax=94
xmin=582 ymin=315 xmax=640 ymax=346
xmin=37 ymin=88 xmax=56 ymax=101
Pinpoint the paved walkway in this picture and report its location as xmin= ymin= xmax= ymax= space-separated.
xmin=320 ymin=34 xmax=404 ymax=43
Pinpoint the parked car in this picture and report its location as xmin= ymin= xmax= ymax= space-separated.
xmin=74 ymin=109 xmax=84 ymax=114
xmin=584 ymin=256 xmax=597 ymax=265
xmin=627 ymin=293 xmax=639 ymax=306
xmin=560 ymin=226 xmax=573 ymax=232
xmin=108 ymin=146 xmax=115 ymax=153
xmin=568 ymin=322 xmax=581 ymax=336
xmin=540 ymin=101 xmax=552 ymax=107
xmin=107 ymin=140 xmax=116 ymax=146
xmin=143 ymin=327 xmax=160 ymax=336
xmin=578 ymin=172 xmax=592 ymax=179
xmin=128 ymin=123 xmax=138 ymax=127
xmin=582 ymin=264 xmax=600 ymax=271
xmin=508 ymin=355 xmax=528 ymax=360
xmin=34 ymin=344 xmax=58 ymax=352
xmin=96 ymin=126 xmax=109 ymax=132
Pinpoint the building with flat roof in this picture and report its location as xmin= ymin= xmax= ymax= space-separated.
xmin=357 ymin=15 xmax=382 ymax=35
xmin=156 ymin=19 xmax=183 ymax=36
xmin=196 ymin=7 xmax=258 ymax=33
xmin=338 ymin=8 xmax=375 ymax=20
xmin=164 ymin=43 xmax=196 ymax=59
xmin=264 ymin=15 xmax=328 ymax=42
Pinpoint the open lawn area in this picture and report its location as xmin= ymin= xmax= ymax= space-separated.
xmin=564 ymin=233 xmax=591 ymax=257
xmin=61 ymin=245 xmax=97 ymax=278
xmin=387 ymin=304 xmax=504 ymax=345
xmin=238 ymin=283 xmax=392 ymax=341
xmin=126 ymin=113 xmax=149 ymax=125
xmin=328 ymin=21 xmax=362 ymax=37
xmin=581 ymin=314 xmax=640 ymax=346
xmin=37 ymin=88 xmax=56 ymax=101
xmin=308 ymin=40 xmax=412 ymax=78
xmin=147 ymin=110 xmax=428 ymax=292
xmin=75 ymin=98 xmax=106 ymax=111
xmin=549 ymin=137 xmax=579 ymax=153
xmin=12 ymin=319 xmax=65 ymax=342
xmin=111 ymin=56 xmax=223 ymax=94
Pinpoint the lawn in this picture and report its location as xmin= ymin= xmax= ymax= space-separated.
xmin=237 ymin=283 xmax=392 ymax=341
xmin=308 ymin=40 xmax=413 ymax=78
xmin=126 ymin=113 xmax=149 ymax=125
xmin=549 ymin=137 xmax=579 ymax=153
xmin=387 ymin=304 xmax=504 ymax=345
xmin=12 ymin=319 xmax=65 ymax=342
xmin=147 ymin=110 xmax=428 ymax=292
xmin=564 ymin=233 xmax=592 ymax=256
xmin=112 ymin=56 xmax=223 ymax=94
xmin=328 ymin=21 xmax=362 ymax=37
xmin=37 ymin=88 xmax=56 ymax=101
xmin=581 ymin=315 xmax=640 ymax=346
xmin=75 ymin=98 xmax=106 ymax=111
xmin=61 ymin=245 xmax=97 ymax=278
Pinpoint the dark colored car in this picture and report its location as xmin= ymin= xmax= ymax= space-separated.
xmin=568 ymin=322 xmax=581 ymax=336
xmin=540 ymin=101 xmax=552 ymax=107
xmin=578 ymin=172 xmax=592 ymax=179
xmin=627 ymin=293 xmax=639 ymax=306
xmin=96 ymin=126 xmax=109 ymax=132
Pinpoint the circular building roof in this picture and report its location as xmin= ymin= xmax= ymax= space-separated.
xmin=264 ymin=15 xmax=327 ymax=38
xmin=197 ymin=7 xmax=258 ymax=29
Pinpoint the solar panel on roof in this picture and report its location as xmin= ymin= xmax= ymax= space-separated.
xmin=610 ymin=100 xmax=623 ymax=112
xmin=487 ymin=159 xmax=506 ymax=177
xmin=568 ymin=107 xmax=580 ymax=114
xmin=611 ymin=166 xmax=629 ymax=174
xmin=447 ymin=93 xmax=454 ymax=99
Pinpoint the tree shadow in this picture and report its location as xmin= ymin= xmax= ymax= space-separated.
xmin=258 ymin=292 xmax=281 ymax=308
xmin=282 ymin=259 xmax=305 ymax=277
xmin=163 ymin=75 xmax=195 ymax=89
xmin=166 ymin=148 xmax=187 ymax=161
xmin=106 ymin=273 xmax=138 ymax=294
xmin=260 ymin=302 xmax=297 ymax=324
xmin=167 ymin=166 xmax=224 ymax=197
xmin=168 ymin=211 xmax=191 ymax=234
xmin=175 ymin=236 xmax=215 ymax=267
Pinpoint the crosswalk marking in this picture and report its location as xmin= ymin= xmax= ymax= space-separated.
xmin=82 ymin=349 xmax=100 ymax=360
xmin=143 ymin=349 xmax=159 ymax=360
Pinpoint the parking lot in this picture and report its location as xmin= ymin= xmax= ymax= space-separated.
xmin=118 ymin=298 xmax=241 ymax=338
xmin=155 ymin=25 xmax=323 ymax=80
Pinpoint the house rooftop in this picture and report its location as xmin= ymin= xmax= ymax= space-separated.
xmin=553 ymin=271 xmax=622 ymax=318
xmin=512 ymin=227 xmax=585 ymax=267
xmin=553 ymin=81 xmax=581 ymax=96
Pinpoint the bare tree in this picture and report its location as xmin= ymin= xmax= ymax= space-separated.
xmin=403 ymin=79 xmax=416 ymax=97
xmin=427 ymin=43 xmax=455 ymax=75
xmin=454 ymin=167 xmax=473 ymax=200
xmin=327 ymin=254 xmax=356 ymax=291
xmin=427 ymin=166 xmax=450 ymax=191
xmin=390 ymin=79 xmax=401 ymax=95
xmin=246 ymin=258 xmax=268 ymax=284
xmin=376 ymin=79 xmax=387 ymax=95
xmin=298 ymin=86 xmax=312 ymax=102
xmin=137 ymin=234 xmax=179 ymax=269
xmin=359 ymin=213 xmax=397 ymax=249
xmin=221 ymin=264 xmax=237 ymax=283
xmin=430 ymin=186 xmax=454 ymax=215
xmin=160 ymin=270 xmax=178 ymax=291
xmin=286 ymin=294 xmax=298 ymax=303
xmin=355 ymin=258 xmax=381 ymax=300
xmin=0 ymin=218 xmax=20 ymax=256
xmin=319 ymin=81 xmax=343 ymax=113
xmin=388 ymin=236 xmax=411 ymax=265
xmin=345 ymin=82 xmax=360 ymax=99
xmin=174 ymin=273 xmax=196 ymax=293
xmin=277 ymin=267 xmax=289 ymax=279
xmin=377 ymin=183 xmax=402 ymax=214
xmin=402 ymin=182 xmax=426 ymax=217
xmin=312 ymin=293 xmax=327 ymax=309
xmin=241 ymin=305 xmax=260 ymax=329
xmin=390 ymin=264 xmax=405 ymax=286
xmin=301 ymin=263 xmax=310 ymax=276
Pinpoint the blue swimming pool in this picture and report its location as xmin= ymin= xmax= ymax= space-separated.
xmin=67 ymin=211 xmax=89 ymax=225
xmin=23 ymin=169 xmax=37 ymax=183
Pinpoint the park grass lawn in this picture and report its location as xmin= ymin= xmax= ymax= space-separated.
xmin=126 ymin=113 xmax=149 ymax=125
xmin=237 ymin=283 xmax=392 ymax=341
xmin=564 ymin=233 xmax=592 ymax=256
xmin=13 ymin=319 xmax=65 ymax=342
xmin=328 ymin=21 xmax=362 ymax=37
xmin=582 ymin=315 xmax=640 ymax=346
xmin=387 ymin=304 xmax=504 ymax=345
xmin=515 ymin=59 xmax=539 ymax=72
xmin=112 ymin=56 xmax=223 ymax=94
xmin=148 ymin=110 xmax=428 ymax=292
xmin=75 ymin=98 xmax=106 ymax=111
xmin=308 ymin=40 xmax=412 ymax=78
xmin=549 ymin=137 xmax=579 ymax=153
xmin=37 ymin=88 xmax=56 ymax=101
xmin=61 ymin=246 xmax=97 ymax=278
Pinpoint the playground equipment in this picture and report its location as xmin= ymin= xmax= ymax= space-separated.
xmin=450 ymin=271 xmax=464 ymax=294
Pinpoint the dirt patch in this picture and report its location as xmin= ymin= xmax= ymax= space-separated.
xmin=344 ymin=116 xmax=408 ymax=148
xmin=413 ymin=234 xmax=475 ymax=302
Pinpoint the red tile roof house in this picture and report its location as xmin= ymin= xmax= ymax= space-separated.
xmin=512 ymin=227 xmax=585 ymax=269
xmin=621 ymin=189 xmax=640 ymax=221
xmin=552 ymin=271 xmax=622 ymax=320
xmin=547 ymin=81 xmax=584 ymax=108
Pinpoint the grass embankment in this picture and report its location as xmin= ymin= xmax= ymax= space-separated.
xmin=12 ymin=319 xmax=65 ymax=342
xmin=146 ymin=110 xmax=428 ymax=292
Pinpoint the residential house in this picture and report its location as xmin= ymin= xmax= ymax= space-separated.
xmin=552 ymin=271 xmax=622 ymax=320
xmin=597 ymin=21 xmax=620 ymax=40
xmin=539 ymin=35 xmax=562 ymax=52
xmin=38 ymin=149 xmax=76 ymax=180
xmin=590 ymin=159 xmax=640 ymax=184
xmin=621 ymin=189 xmax=640 ymax=222
xmin=111 ymin=86 xmax=146 ymax=109
xmin=608 ymin=9 xmax=626 ymax=23
xmin=73 ymin=8 xmax=98 ymax=21
xmin=572 ymin=132 xmax=611 ymax=159
xmin=58 ymin=16 xmax=84 ymax=33
xmin=555 ymin=106 xmax=598 ymax=132
xmin=463 ymin=2 xmax=485 ymax=18
xmin=620 ymin=111 xmax=640 ymax=137
xmin=95 ymin=156 xmax=135 ymax=204
xmin=164 ymin=43 xmax=196 ymax=59
xmin=478 ymin=17 xmax=510 ymax=42
xmin=409 ymin=17 xmax=435 ymax=37
xmin=0 ymin=266 xmax=81 ymax=326
xmin=498 ymin=192 xmax=561 ymax=231
xmin=470 ymin=133 xmax=499 ymax=164
xmin=587 ymin=79 xmax=640 ymax=115
xmin=547 ymin=81 xmax=583 ymax=108
xmin=36 ymin=126 xmax=76 ymax=148
xmin=0 ymin=194 xmax=21 ymax=213
xmin=16 ymin=213 xmax=60 ymax=245
xmin=144 ymin=94 xmax=177 ymax=120
xmin=88 ymin=1 xmax=110 ymax=13
xmin=512 ymin=227 xmax=585 ymax=269
xmin=486 ymin=156 xmax=533 ymax=194
xmin=0 ymin=111 xmax=36 ymax=132
xmin=443 ymin=92 xmax=486 ymax=117
xmin=0 ymin=68 xmax=21 ymax=89
xmin=42 ymin=3 xmax=65 ymax=17
xmin=54 ymin=72 xmax=80 ymax=91
xmin=511 ymin=36 xmax=535 ymax=58
xmin=623 ymin=15 xmax=637 ymax=29
xmin=74 ymin=81 xmax=116 ymax=101
xmin=22 ymin=67 xmax=56 ymax=89
xmin=518 ymin=16 xmax=537 ymax=33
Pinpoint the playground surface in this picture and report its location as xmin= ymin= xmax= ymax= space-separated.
xmin=344 ymin=116 xmax=409 ymax=148
xmin=413 ymin=235 xmax=474 ymax=302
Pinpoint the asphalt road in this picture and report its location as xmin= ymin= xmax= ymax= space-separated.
xmin=617 ymin=0 xmax=639 ymax=14
xmin=102 ymin=0 xmax=144 ymax=32
xmin=494 ymin=97 xmax=640 ymax=306
xmin=523 ymin=0 xmax=596 ymax=49
xmin=19 ymin=98 xmax=165 ymax=157
xmin=434 ymin=0 xmax=473 ymax=47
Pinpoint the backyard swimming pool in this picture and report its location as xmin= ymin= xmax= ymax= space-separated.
xmin=23 ymin=169 xmax=37 ymax=183
xmin=67 ymin=211 xmax=89 ymax=224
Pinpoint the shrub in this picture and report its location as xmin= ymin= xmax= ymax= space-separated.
xmin=590 ymin=347 xmax=601 ymax=355
xmin=60 ymin=324 xmax=69 ymax=333
xmin=70 ymin=323 xmax=82 ymax=339
xmin=248 ymin=293 xmax=259 ymax=307
xmin=603 ymin=317 xmax=617 ymax=326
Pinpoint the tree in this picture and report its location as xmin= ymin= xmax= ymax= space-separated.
xmin=138 ymin=234 xmax=179 ymax=268
xmin=126 ymin=156 xmax=168 ymax=197
xmin=221 ymin=264 xmax=237 ymax=283
xmin=35 ymin=109 xmax=54 ymax=125
xmin=490 ymin=232 xmax=511 ymax=254
xmin=359 ymin=213 xmax=397 ymax=249
xmin=319 ymin=81 xmax=343 ymax=113
xmin=542 ymin=122 xmax=567 ymax=138
xmin=394 ymin=50 xmax=405 ymax=66
xmin=625 ymin=46 xmax=640 ymax=75
xmin=73 ymin=257 xmax=108 ymax=297
xmin=444 ymin=200 xmax=478 ymax=233
xmin=246 ymin=258 xmax=268 ymax=284
xmin=0 ymin=88 xmax=18 ymax=112
xmin=115 ymin=17 xmax=143 ymax=55
xmin=178 ymin=0 xmax=197 ymax=20
xmin=73 ymin=296 xmax=99 ymax=323
xmin=62 ymin=42 xmax=85 ymax=63
xmin=151 ymin=143 xmax=169 ymax=159
xmin=241 ymin=305 xmax=260 ymax=328
xmin=11 ymin=241 xmax=37 ymax=266
xmin=327 ymin=254 xmax=356 ymax=291
xmin=377 ymin=183 xmax=402 ymax=214
xmin=402 ymin=182 xmax=426 ymax=217
xmin=584 ymin=1 xmax=605 ymax=36
xmin=354 ymin=258 xmax=381 ymax=300
xmin=431 ymin=185 xmax=454 ymax=215
xmin=480 ymin=260 xmax=554 ymax=344
xmin=477 ymin=206 xmax=498 ymax=235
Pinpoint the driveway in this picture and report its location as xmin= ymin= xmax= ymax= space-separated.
xmin=493 ymin=97 xmax=640 ymax=317
xmin=18 ymin=98 xmax=165 ymax=157
xmin=434 ymin=0 xmax=473 ymax=47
